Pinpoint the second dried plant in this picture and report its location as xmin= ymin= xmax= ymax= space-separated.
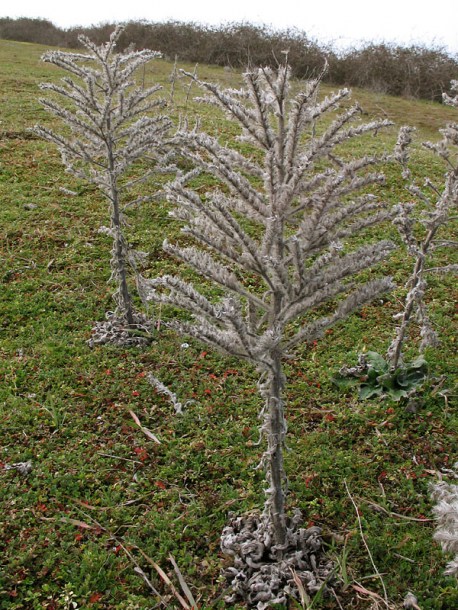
xmin=35 ymin=27 xmax=171 ymax=342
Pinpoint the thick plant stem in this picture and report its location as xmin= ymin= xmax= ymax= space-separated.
xmin=110 ymin=178 xmax=135 ymax=326
xmin=113 ymin=223 xmax=135 ymax=326
xmin=265 ymin=347 xmax=287 ymax=549
xmin=107 ymin=129 xmax=135 ymax=326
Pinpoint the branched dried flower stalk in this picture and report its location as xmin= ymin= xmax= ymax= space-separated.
xmin=141 ymin=64 xmax=397 ymax=603
xmin=388 ymin=87 xmax=458 ymax=368
xmin=35 ymin=26 xmax=171 ymax=328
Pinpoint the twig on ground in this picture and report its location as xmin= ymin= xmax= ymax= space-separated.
xmin=2 ymin=461 xmax=33 ymax=475
xmin=97 ymin=452 xmax=143 ymax=465
xmin=137 ymin=550 xmax=193 ymax=610
xmin=331 ymin=587 xmax=345 ymax=610
xmin=360 ymin=498 xmax=433 ymax=522
xmin=344 ymin=480 xmax=389 ymax=606
xmin=68 ymin=508 xmax=198 ymax=609
xmin=169 ymin=554 xmax=198 ymax=608
xmin=129 ymin=410 xmax=162 ymax=443
xmin=392 ymin=552 xmax=416 ymax=564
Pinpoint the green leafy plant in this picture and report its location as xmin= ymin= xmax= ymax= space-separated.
xmin=333 ymin=350 xmax=428 ymax=401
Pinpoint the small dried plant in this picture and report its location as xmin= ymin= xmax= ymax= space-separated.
xmin=430 ymin=465 xmax=458 ymax=578
xmin=35 ymin=26 xmax=171 ymax=341
xmin=387 ymin=84 xmax=458 ymax=369
xmin=335 ymin=86 xmax=457 ymax=403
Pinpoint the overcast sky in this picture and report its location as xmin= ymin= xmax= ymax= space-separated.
xmin=3 ymin=0 xmax=458 ymax=54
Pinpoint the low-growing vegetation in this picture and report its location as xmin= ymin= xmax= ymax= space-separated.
xmin=0 ymin=35 xmax=457 ymax=610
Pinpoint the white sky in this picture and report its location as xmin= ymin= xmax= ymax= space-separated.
xmin=3 ymin=0 xmax=458 ymax=54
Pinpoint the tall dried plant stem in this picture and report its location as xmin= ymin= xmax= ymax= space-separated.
xmin=265 ymin=349 xmax=287 ymax=548
xmin=389 ymin=227 xmax=434 ymax=370
xmin=389 ymin=113 xmax=458 ymax=368
xmin=109 ymin=152 xmax=134 ymax=325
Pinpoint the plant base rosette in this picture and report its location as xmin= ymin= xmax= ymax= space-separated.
xmin=221 ymin=510 xmax=335 ymax=608
xmin=88 ymin=311 xmax=154 ymax=347
xmin=333 ymin=351 xmax=428 ymax=401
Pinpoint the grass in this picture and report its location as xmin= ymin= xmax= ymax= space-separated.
xmin=0 ymin=38 xmax=457 ymax=609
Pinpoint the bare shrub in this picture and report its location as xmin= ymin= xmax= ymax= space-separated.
xmin=3 ymin=17 xmax=458 ymax=102
xmin=338 ymin=43 xmax=458 ymax=101
xmin=0 ymin=17 xmax=62 ymax=46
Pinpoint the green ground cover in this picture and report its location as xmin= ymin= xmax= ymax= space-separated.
xmin=0 ymin=39 xmax=457 ymax=609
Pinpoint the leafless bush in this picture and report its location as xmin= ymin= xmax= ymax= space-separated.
xmin=338 ymin=43 xmax=458 ymax=101
xmin=3 ymin=17 xmax=458 ymax=103
xmin=0 ymin=17 xmax=62 ymax=46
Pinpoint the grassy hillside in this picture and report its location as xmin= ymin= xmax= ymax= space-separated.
xmin=0 ymin=39 xmax=457 ymax=609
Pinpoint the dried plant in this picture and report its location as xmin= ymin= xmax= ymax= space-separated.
xmin=141 ymin=64 xmax=396 ymax=606
xmin=430 ymin=465 xmax=458 ymax=578
xmin=329 ymin=91 xmax=457 ymax=405
xmin=35 ymin=26 xmax=171 ymax=337
xmin=387 ymin=85 xmax=458 ymax=369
